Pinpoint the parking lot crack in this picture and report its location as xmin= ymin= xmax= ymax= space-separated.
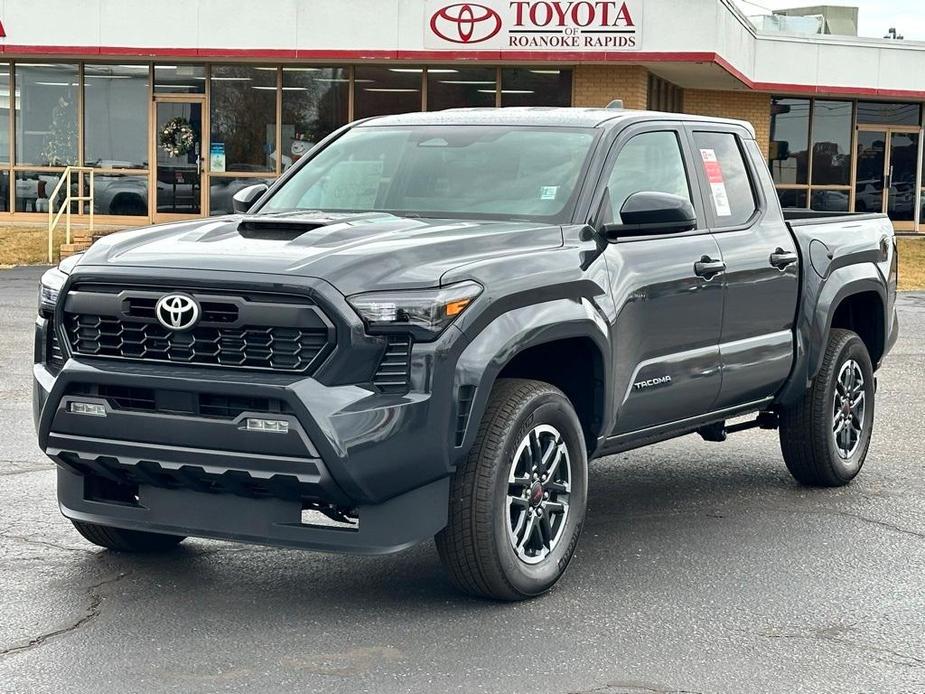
xmin=0 ymin=572 xmax=129 ymax=659
xmin=765 ymin=506 xmax=925 ymax=540
xmin=744 ymin=624 xmax=925 ymax=669
xmin=0 ymin=532 xmax=94 ymax=555
xmin=568 ymin=683 xmax=702 ymax=694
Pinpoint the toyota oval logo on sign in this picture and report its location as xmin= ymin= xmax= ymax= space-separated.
xmin=425 ymin=1 xmax=641 ymax=51
xmin=430 ymin=3 xmax=503 ymax=44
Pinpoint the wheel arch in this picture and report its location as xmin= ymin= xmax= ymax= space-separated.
xmin=776 ymin=263 xmax=887 ymax=407
xmin=452 ymin=298 xmax=611 ymax=462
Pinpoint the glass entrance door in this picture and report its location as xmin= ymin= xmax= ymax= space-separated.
xmin=855 ymin=127 xmax=921 ymax=231
xmin=153 ymin=98 xmax=205 ymax=220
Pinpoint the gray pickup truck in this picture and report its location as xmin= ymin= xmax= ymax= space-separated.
xmin=34 ymin=108 xmax=898 ymax=600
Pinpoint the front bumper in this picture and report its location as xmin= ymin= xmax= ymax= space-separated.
xmin=34 ymin=282 xmax=466 ymax=553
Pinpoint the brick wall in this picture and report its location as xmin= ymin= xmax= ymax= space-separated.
xmin=572 ymin=65 xmax=649 ymax=110
xmin=683 ymin=89 xmax=772 ymax=155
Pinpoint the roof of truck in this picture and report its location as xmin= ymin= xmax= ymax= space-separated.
xmin=359 ymin=107 xmax=755 ymax=135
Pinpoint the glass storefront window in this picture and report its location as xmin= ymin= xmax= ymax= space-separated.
xmin=16 ymin=64 xmax=79 ymax=166
xmin=811 ymin=100 xmax=852 ymax=186
xmin=209 ymin=175 xmax=276 ymax=216
xmin=857 ymin=101 xmax=922 ymax=126
xmin=776 ymin=188 xmax=808 ymax=209
xmin=281 ymin=67 xmax=349 ymax=171
xmin=354 ymin=67 xmax=423 ymax=119
xmin=14 ymin=170 xmax=65 ymax=213
xmin=154 ymin=64 xmax=206 ymax=94
xmin=811 ymin=189 xmax=849 ymax=212
xmin=84 ymin=64 xmax=149 ymax=169
xmin=769 ymin=97 xmax=810 ymax=185
xmin=0 ymin=64 xmax=9 ymax=163
xmin=0 ymin=171 xmax=10 ymax=212
xmin=90 ymin=174 xmax=149 ymax=216
xmin=427 ymin=67 xmax=496 ymax=110
xmin=210 ymin=66 xmax=277 ymax=173
xmin=500 ymin=68 xmax=572 ymax=107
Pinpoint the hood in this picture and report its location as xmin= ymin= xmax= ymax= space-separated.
xmin=80 ymin=212 xmax=564 ymax=295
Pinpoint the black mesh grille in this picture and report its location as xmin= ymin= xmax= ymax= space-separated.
xmin=65 ymin=314 xmax=329 ymax=373
xmin=373 ymin=336 xmax=412 ymax=393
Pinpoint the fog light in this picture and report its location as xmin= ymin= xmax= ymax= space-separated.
xmin=245 ymin=418 xmax=289 ymax=434
xmin=69 ymin=401 xmax=106 ymax=417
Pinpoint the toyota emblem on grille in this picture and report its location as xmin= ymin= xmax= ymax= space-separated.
xmin=155 ymin=294 xmax=201 ymax=331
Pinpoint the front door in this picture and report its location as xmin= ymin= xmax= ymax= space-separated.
xmin=153 ymin=98 xmax=206 ymax=221
xmin=855 ymin=127 xmax=920 ymax=231
xmin=597 ymin=125 xmax=724 ymax=437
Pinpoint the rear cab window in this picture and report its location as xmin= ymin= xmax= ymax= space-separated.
xmin=692 ymin=131 xmax=758 ymax=227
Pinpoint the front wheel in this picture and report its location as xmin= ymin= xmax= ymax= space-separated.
xmin=70 ymin=520 xmax=186 ymax=552
xmin=779 ymin=329 xmax=875 ymax=486
xmin=436 ymin=378 xmax=588 ymax=601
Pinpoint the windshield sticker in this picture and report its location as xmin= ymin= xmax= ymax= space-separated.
xmin=700 ymin=149 xmax=732 ymax=217
xmin=540 ymin=186 xmax=558 ymax=201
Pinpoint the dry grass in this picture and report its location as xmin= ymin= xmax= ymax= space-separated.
xmin=898 ymin=237 xmax=925 ymax=292
xmin=0 ymin=225 xmax=63 ymax=266
xmin=0 ymin=223 xmax=128 ymax=266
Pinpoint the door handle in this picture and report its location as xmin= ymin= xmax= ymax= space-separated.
xmin=694 ymin=256 xmax=726 ymax=280
xmin=769 ymin=248 xmax=798 ymax=270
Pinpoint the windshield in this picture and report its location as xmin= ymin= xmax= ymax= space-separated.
xmin=261 ymin=126 xmax=597 ymax=223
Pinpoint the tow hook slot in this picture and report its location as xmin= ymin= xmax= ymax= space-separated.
xmin=697 ymin=411 xmax=779 ymax=442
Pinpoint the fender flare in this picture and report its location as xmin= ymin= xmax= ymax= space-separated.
xmin=776 ymin=263 xmax=886 ymax=407
xmin=450 ymin=297 xmax=611 ymax=463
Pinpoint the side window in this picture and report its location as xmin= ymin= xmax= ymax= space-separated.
xmin=692 ymin=131 xmax=758 ymax=227
xmin=606 ymin=131 xmax=691 ymax=224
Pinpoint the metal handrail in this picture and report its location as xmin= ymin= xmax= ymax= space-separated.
xmin=47 ymin=166 xmax=95 ymax=263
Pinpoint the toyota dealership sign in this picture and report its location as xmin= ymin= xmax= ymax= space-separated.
xmin=426 ymin=1 xmax=641 ymax=50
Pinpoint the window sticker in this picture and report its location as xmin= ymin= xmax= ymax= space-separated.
xmin=700 ymin=148 xmax=732 ymax=217
xmin=539 ymin=185 xmax=558 ymax=201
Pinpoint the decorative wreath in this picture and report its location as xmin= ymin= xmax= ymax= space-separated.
xmin=159 ymin=117 xmax=196 ymax=158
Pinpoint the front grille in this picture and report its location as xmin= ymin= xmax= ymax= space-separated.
xmin=373 ymin=336 xmax=412 ymax=393
xmin=62 ymin=285 xmax=334 ymax=374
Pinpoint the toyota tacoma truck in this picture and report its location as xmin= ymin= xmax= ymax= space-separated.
xmin=33 ymin=108 xmax=898 ymax=600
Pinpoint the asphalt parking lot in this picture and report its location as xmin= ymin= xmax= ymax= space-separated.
xmin=0 ymin=265 xmax=923 ymax=694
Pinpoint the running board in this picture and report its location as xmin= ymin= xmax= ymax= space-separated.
xmin=698 ymin=411 xmax=779 ymax=442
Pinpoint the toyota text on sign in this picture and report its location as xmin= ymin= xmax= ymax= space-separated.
xmin=425 ymin=1 xmax=641 ymax=50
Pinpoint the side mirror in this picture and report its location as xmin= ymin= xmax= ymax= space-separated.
xmin=602 ymin=191 xmax=697 ymax=239
xmin=232 ymin=183 xmax=269 ymax=214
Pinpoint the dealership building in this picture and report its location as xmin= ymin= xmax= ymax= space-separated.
xmin=2 ymin=0 xmax=925 ymax=232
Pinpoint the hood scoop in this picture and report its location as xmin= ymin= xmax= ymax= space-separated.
xmin=236 ymin=212 xmax=395 ymax=240
xmin=237 ymin=215 xmax=340 ymax=240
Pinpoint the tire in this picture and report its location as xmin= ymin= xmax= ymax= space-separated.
xmin=435 ymin=378 xmax=588 ymax=601
xmin=70 ymin=520 xmax=185 ymax=553
xmin=779 ymin=329 xmax=875 ymax=487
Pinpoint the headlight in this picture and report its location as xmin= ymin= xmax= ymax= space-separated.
xmin=38 ymin=268 xmax=67 ymax=313
xmin=347 ymin=281 xmax=482 ymax=339
xmin=38 ymin=253 xmax=83 ymax=313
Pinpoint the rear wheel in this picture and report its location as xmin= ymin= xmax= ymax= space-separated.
xmin=779 ymin=329 xmax=875 ymax=486
xmin=70 ymin=520 xmax=185 ymax=552
xmin=436 ymin=378 xmax=588 ymax=600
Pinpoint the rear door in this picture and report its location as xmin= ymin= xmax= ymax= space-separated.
xmin=685 ymin=125 xmax=799 ymax=409
xmin=596 ymin=123 xmax=725 ymax=436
